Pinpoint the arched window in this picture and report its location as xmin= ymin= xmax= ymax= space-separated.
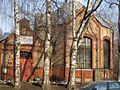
xmin=77 ymin=37 xmax=92 ymax=69
xmin=104 ymin=39 xmax=110 ymax=69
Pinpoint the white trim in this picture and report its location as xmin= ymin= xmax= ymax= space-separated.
xmin=75 ymin=68 xmax=93 ymax=71
xmin=104 ymin=69 xmax=110 ymax=71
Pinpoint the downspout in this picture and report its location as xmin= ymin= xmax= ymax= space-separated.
xmin=63 ymin=20 xmax=67 ymax=81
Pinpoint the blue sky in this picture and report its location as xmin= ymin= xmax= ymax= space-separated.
xmin=0 ymin=0 xmax=118 ymax=34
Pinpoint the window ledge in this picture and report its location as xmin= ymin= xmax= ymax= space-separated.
xmin=75 ymin=68 xmax=93 ymax=71
xmin=104 ymin=69 xmax=110 ymax=71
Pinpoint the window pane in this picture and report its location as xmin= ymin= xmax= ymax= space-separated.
xmin=109 ymin=82 xmax=120 ymax=89
xmin=77 ymin=37 xmax=92 ymax=69
xmin=80 ymin=38 xmax=85 ymax=49
xmin=104 ymin=40 xmax=110 ymax=69
xmin=22 ymin=28 xmax=27 ymax=34
xmin=79 ymin=49 xmax=84 ymax=63
xmin=94 ymin=83 xmax=107 ymax=90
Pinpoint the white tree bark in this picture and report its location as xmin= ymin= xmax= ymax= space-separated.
xmin=88 ymin=0 xmax=92 ymax=11
xmin=14 ymin=0 xmax=21 ymax=88
xmin=67 ymin=0 xmax=77 ymax=89
xmin=42 ymin=0 xmax=51 ymax=90
xmin=68 ymin=0 xmax=102 ymax=89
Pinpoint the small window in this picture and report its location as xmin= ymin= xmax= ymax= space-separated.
xmin=20 ymin=51 xmax=32 ymax=59
xmin=22 ymin=28 xmax=27 ymax=34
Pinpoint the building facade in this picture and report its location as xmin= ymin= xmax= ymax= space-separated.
xmin=51 ymin=4 xmax=114 ymax=82
xmin=0 ymin=18 xmax=44 ymax=81
xmin=0 ymin=2 xmax=114 ymax=83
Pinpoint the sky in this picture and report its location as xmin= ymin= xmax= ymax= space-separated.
xmin=0 ymin=0 xmax=118 ymax=34
xmin=0 ymin=0 xmax=65 ymax=34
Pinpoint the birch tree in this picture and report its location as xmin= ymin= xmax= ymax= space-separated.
xmin=14 ymin=0 xmax=21 ymax=88
xmin=118 ymin=1 xmax=120 ymax=81
xmin=67 ymin=0 xmax=103 ymax=89
xmin=67 ymin=0 xmax=77 ymax=89
xmin=42 ymin=0 xmax=51 ymax=90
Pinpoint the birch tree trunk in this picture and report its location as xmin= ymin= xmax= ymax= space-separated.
xmin=14 ymin=0 xmax=21 ymax=88
xmin=67 ymin=0 xmax=77 ymax=89
xmin=118 ymin=1 xmax=120 ymax=81
xmin=42 ymin=0 xmax=51 ymax=90
xmin=67 ymin=0 xmax=102 ymax=89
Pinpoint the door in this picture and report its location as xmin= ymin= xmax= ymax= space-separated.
xmin=20 ymin=51 xmax=33 ymax=81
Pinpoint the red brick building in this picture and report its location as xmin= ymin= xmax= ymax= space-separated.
xmin=0 ymin=1 xmax=114 ymax=83
xmin=0 ymin=18 xmax=44 ymax=81
xmin=50 ymin=1 xmax=114 ymax=83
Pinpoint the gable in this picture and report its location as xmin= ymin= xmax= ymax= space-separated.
xmin=0 ymin=28 xmax=42 ymax=49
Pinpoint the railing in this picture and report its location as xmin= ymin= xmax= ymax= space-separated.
xmin=0 ymin=66 xmax=116 ymax=83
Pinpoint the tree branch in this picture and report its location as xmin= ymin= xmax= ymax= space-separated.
xmin=85 ymin=0 xmax=103 ymax=19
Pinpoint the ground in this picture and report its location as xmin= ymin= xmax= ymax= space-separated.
xmin=0 ymin=80 xmax=87 ymax=90
xmin=0 ymin=81 xmax=67 ymax=90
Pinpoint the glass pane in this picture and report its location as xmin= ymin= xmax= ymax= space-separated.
xmin=85 ymin=63 xmax=91 ymax=69
xmin=104 ymin=40 xmax=110 ymax=69
xmin=79 ymin=49 xmax=84 ymax=63
xmin=80 ymin=38 xmax=85 ymax=49
xmin=109 ymin=82 xmax=120 ymax=89
xmin=77 ymin=37 xmax=92 ymax=69
xmin=22 ymin=28 xmax=27 ymax=34
xmin=94 ymin=83 xmax=107 ymax=90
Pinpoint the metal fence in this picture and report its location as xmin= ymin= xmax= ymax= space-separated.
xmin=0 ymin=66 xmax=116 ymax=83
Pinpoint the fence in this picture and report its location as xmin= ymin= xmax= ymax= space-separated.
xmin=1 ymin=66 xmax=43 ymax=81
xmin=0 ymin=66 xmax=65 ymax=82
xmin=0 ymin=66 xmax=116 ymax=83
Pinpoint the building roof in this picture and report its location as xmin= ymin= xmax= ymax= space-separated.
xmin=37 ymin=1 xmax=114 ymax=31
xmin=0 ymin=32 xmax=12 ymax=43
xmin=94 ymin=15 xmax=113 ymax=30
xmin=1 ymin=1 xmax=115 ymax=43
xmin=37 ymin=1 xmax=83 ymax=26
xmin=0 ymin=18 xmax=30 ymax=43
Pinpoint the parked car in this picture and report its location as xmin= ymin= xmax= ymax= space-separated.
xmin=75 ymin=81 xmax=120 ymax=90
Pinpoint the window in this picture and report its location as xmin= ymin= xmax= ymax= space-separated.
xmin=104 ymin=40 xmax=110 ymax=69
xmin=22 ymin=28 xmax=27 ymax=34
xmin=109 ymin=82 xmax=120 ymax=89
xmin=94 ymin=83 xmax=107 ymax=90
xmin=20 ymin=51 xmax=32 ymax=59
xmin=77 ymin=37 xmax=92 ymax=69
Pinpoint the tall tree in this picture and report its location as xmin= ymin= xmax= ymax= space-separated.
xmin=67 ymin=0 xmax=77 ymax=89
xmin=14 ymin=0 xmax=21 ymax=88
xmin=42 ymin=0 xmax=51 ymax=90
xmin=118 ymin=0 xmax=120 ymax=81
xmin=67 ymin=0 xmax=103 ymax=89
